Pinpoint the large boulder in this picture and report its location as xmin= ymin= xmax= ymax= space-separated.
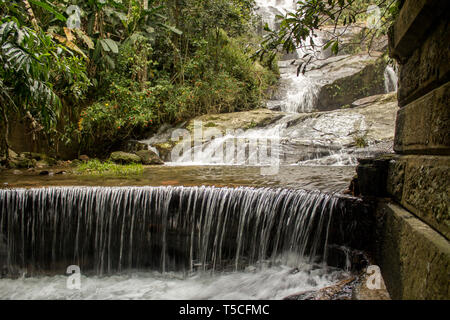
xmin=141 ymin=109 xmax=286 ymax=162
xmin=20 ymin=152 xmax=56 ymax=166
xmin=110 ymin=151 xmax=141 ymax=164
xmin=8 ymin=157 xmax=35 ymax=169
xmin=316 ymin=56 xmax=388 ymax=111
xmin=271 ymin=52 xmax=387 ymax=113
xmin=125 ymin=140 xmax=149 ymax=153
xmin=135 ymin=150 xmax=164 ymax=165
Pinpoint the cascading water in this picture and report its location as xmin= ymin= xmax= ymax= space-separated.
xmin=0 ymin=186 xmax=367 ymax=299
xmin=164 ymin=1 xmax=390 ymax=167
xmin=0 ymin=1 xmax=382 ymax=300
xmin=0 ymin=186 xmax=344 ymax=275
xmin=384 ymin=65 xmax=398 ymax=93
xmin=256 ymin=0 xmax=322 ymax=114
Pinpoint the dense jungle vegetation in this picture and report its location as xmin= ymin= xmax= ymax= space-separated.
xmin=0 ymin=0 xmax=399 ymax=159
xmin=0 ymin=0 xmax=278 ymax=157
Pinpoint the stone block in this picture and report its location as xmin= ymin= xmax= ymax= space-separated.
xmin=397 ymin=20 xmax=450 ymax=106
xmin=386 ymin=157 xmax=405 ymax=202
xmin=401 ymin=156 xmax=450 ymax=240
xmin=356 ymin=158 xmax=390 ymax=197
xmin=389 ymin=0 xmax=446 ymax=63
xmin=394 ymin=82 xmax=450 ymax=154
xmin=375 ymin=201 xmax=450 ymax=299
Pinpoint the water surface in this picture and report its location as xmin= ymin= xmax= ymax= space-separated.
xmin=0 ymin=165 xmax=355 ymax=193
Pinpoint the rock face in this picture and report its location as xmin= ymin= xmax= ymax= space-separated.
xmin=139 ymin=93 xmax=397 ymax=165
xmin=110 ymin=151 xmax=141 ymax=164
xmin=135 ymin=150 xmax=164 ymax=165
xmin=279 ymin=93 xmax=397 ymax=165
xmin=316 ymin=56 xmax=387 ymax=111
xmin=271 ymin=53 xmax=387 ymax=113
xmin=140 ymin=109 xmax=286 ymax=162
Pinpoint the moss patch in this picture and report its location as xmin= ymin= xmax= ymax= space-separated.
xmin=75 ymin=159 xmax=143 ymax=176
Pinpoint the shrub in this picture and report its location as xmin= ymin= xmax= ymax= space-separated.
xmin=75 ymin=159 xmax=143 ymax=176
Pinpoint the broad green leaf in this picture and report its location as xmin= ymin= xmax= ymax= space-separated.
xmin=28 ymin=0 xmax=67 ymax=22
xmin=103 ymin=38 xmax=119 ymax=53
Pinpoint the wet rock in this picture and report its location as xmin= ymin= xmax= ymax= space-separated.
xmin=283 ymin=277 xmax=357 ymax=300
xmin=352 ymin=267 xmax=390 ymax=300
xmin=12 ymin=170 xmax=22 ymax=175
xmin=9 ymin=157 xmax=35 ymax=169
xmin=347 ymin=175 xmax=360 ymax=196
xmin=110 ymin=151 xmax=141 ymax=164
xmin=356 ymin=157 xmax=390 ymax=197
xmin=153 ymin=141 xmax=177 ymax=162
xmin=135 ymin=150 xmax=164 ymax=165
xmin=351 ymin=93 xmax=395 ymax=108
xmin=35 ymin=160 xmax=49 ymax=169
xmin=140 ymin=93 xmax=397 ymax=165
xmin=316 ymin=55 xmax=387 ymax=111
xmin=125 ymin=140 xmax=149 ymax=153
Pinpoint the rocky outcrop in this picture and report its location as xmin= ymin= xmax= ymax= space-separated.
xmin=140 ymin=93 xmax=397 ymax=165
xmin=140 ymin=109 xmax=286 ymax=162
xmin=110 ymin=151 xmax=142 ymax=164
xmin=271 ymin=52 xmax=388 ymax=113
xmin=110 ymin=150 xmax=164 ymax=165
xmin=136 ymin=150 xmax=164 ymax=165
xmin=315 ymin=56 xmax=387 ymax=111
xmin=0 ymin=150 xmax=56 ymax=169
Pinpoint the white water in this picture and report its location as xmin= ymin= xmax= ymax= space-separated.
xmin=280 ymin=70 xmax=321 ymax=113
xmin=384 ymin=65 xmax=398 ymax=93
xmin=0 ymin=257 xmax=349 ymax=300
xmin=170 ymin=119 xmax=286 ymax=165
xmin=255 ymin=0 xmax=297 ymax=31
xmin=256 ymin=0 xmax=322 ymax=113
xmin=165 ymin=2 xmax=333 ymax=166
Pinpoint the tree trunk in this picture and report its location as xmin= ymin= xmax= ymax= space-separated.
xmin=1 ymin=107 xmax=10 ymax=161
xmin=22 ymin=0 xmax=39 ymax=30
xmin=141 ymin=0 xmax=149 ymax=87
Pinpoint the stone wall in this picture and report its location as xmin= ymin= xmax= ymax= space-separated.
xmin=359 ymin=0 xmax=450 ymax=299
xmin=374 ymin=201 xmax=449 ymax=300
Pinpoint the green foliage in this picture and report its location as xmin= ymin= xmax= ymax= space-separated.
xmin=1 ymin=0 xmax=278 ymax=157
xmin=75 ymin=159 xmax=143 ymax=176
xmin=76 ymin=1 xmax=278 ymax=154
xmin=353 ymin=133 xmax=369 ymax=148
xmin=257 ymin=0 xmax=401 ymax=72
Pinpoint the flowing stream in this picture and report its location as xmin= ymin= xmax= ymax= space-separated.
xmin=165 ymin=0 xmax=397 ymax=167
xmin=0 ymin=186 xmax=365 ymax=299
xmin=0 ymin=0 xmax=391 ymax=300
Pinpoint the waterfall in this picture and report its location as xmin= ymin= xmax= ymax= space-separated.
xmin=0 ymin=186 xmax=354 ymax=276
xmin=384 ymin=65 xmax=398 ymax=93
xmin=256 ymin=0 xmax=322 ymax=114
